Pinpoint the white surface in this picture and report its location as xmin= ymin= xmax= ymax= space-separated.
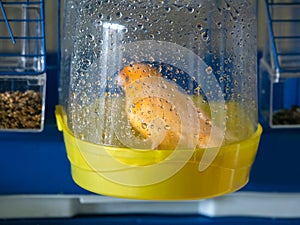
xmin=0 ymin=192 xmax=300 ymax=219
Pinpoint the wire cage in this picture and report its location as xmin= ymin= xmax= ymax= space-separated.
xmin=259 ymin=0 xmax=300 ymax=128
xmin=0 ymin=0 xmax=46 ymax=132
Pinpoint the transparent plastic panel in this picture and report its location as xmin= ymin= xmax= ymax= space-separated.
xmin=0 ymin=1 xmax=45 ymax=74
xmin=0 ymin=74 xmax=46 ymax=131
xmin=61 ymin=0 xmax=258 ymax=148
xmin=260 ymin=0 xmax=300 ymax=128
xmin=0 ymin=0 xmax=46 ymax=131
xmin=264 ymin=0 xmax=300 ymax=74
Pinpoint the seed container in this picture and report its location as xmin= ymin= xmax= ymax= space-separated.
xmin=57 ymin=0 xmax=262 ymax=200
xmin=0 ymin=0 xmax=46 ymax=132
xmin=259 ymin=0 xmax=300 ymax=128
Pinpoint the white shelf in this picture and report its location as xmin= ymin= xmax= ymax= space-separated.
xmin=1 ymin=192 xmax=300 ymax=219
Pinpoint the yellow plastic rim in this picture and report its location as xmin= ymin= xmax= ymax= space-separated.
xmin=56 ymin=105 xmax=262 ymax=200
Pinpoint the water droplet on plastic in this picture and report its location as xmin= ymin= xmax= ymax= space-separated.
xmin=98 ymin=13 xmax=104 ymax=19
xmin=79 ymin=134 xmax=85 ymax=140
xmin=83 ymin=59 xmax=91 ymax=67
xmin=142 ymin=123 xmax=148 ymax=129
xmin=205 ymin=119 xmax=210 ymax=125
xmin=164 ymin=124 xmax=170 ymax=130
xmin=87 ymin=34 xmax=95 ymax=41
xmin=95 ymin=19 xmax=102 ymax=27
xmin=122 ymin=27 xmax=129 ymax=33
xmin=149 ymin=56 xmax=155 ymax=62
xmin=137 ymin=23 xmax=144 ymax=29
xmin=206 ymin=66 xmax=213 ymax=74
xmin=201 ymin=31 xmax=209 ymax=41
xmin=116 ymin=11 xmax=122 ymax=18
xmin=165 ymin=7 xmax=171 ymax=12
xmin=188 ymin=7 xmax=194 ymax=13
xmin=196 ymin=23 xmax=203 ymax=30
xmin=130 ymin=26 xmax=137 ymax=32
xmin=161 ymin=83 xmax=167 ymax=89
xmin=124 ymin=16 xmax=133 ymax=22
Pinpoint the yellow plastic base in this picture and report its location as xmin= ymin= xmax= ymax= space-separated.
xmin=56 ymin=105 xmax=262 ymax=200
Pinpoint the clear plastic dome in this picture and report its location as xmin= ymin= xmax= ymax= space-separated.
xmin=57 ymin=0 xmax=262 ymax=200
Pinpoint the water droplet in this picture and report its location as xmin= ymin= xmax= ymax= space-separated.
xmin=141 ymin=123 xmax=148 ymax=129
xmin=149 ymin=56 xmax=155 ymax=62
xmin=79 ymin=133 xmax=85 ymax=140
xmin=165 ymin=7 xmax=171 ymax=12
xmin=124 ymin=16 xmax=133 ymax=22
xmin=205 ymin=119 xmax=210 ymax=125
xmin=83 ymin=59 xmax=92 ymax=68
xmin=196 ymin=23 xmax=203 ymax=30
xmin=187 ymin=7 xmax=194 ymax=14
xmin=130 ymin=26 xmax=137 ymax=32
xmin=161 ymin=83 xmax=167 ymax=89
xmin=95 ymin=19 xmax=102 ymax=27
xmin=122 ymin=27 xmax=129 ymax=33
xmin=230 ymin=12 xmax=238 ymax=22
xmin=137 ymin=23 xmax=144 ymax=29
xmin=205 ymin=66 xmax=213 ymax=74
xmin=201 ymin=31 xmax=209 ymax=41
xmin=116 ymin=11 xmax=122 ymax=18
xmin=122 ymin=58 xmax=127 ymax=63
xmin=164 ymin=124 xmax=170 ymax=130
xmin=168 ymin=20 xmax=174 ymax=25
xmin=87 ymin=34 xmax=95 ymax=41
xmin=225 ymin=3 xmax=231 ymax=11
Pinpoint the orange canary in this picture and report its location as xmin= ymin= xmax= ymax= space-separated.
xmin=118 ymin=63 xmax=162 ymax=87
xmin=118 ymin=62 xmax=214 ymax=150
